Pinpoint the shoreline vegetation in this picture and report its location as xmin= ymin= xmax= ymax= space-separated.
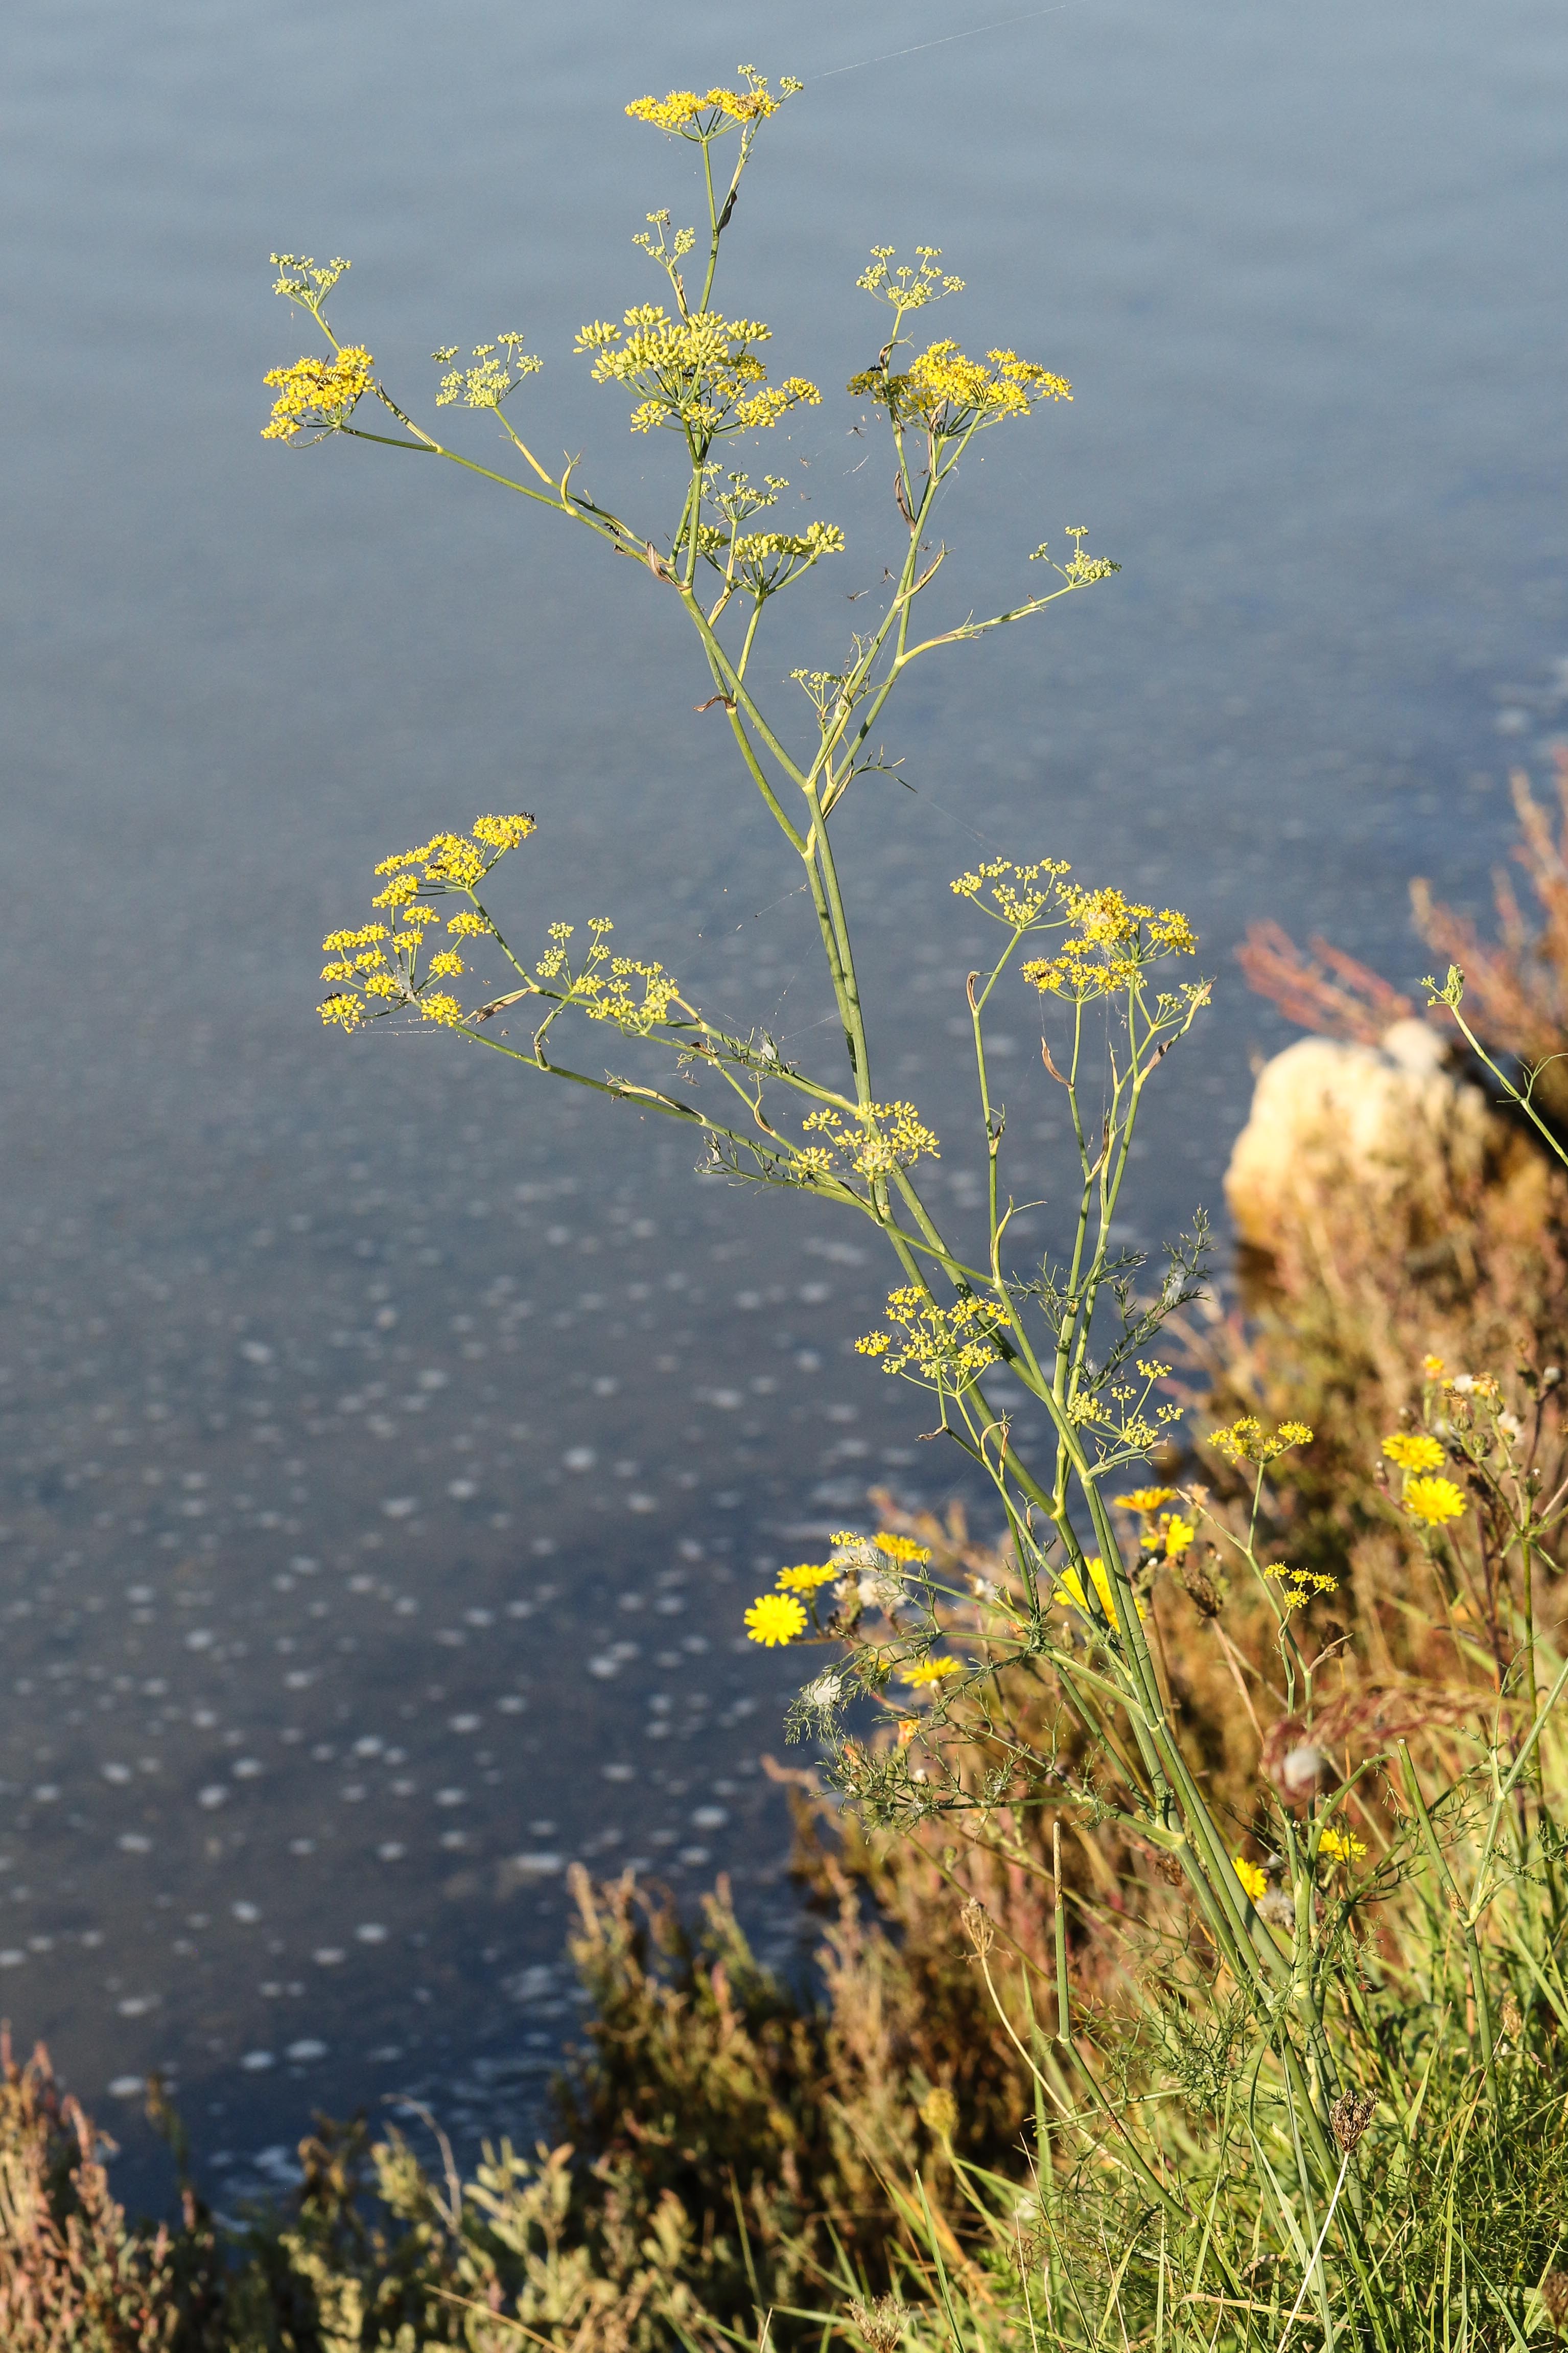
xmin=7 ymin=788 xmax=1568 ymax=2351
xmin=10 ymin=62 xmax=1568 ymax=2353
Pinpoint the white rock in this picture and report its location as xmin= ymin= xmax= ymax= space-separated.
xmin=1224 ymin=1024 xmax=1497 ymax=1253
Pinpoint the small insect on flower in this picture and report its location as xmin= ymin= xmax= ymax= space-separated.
xmin=1403 ymin=1474 xmax=1467 ymax=1527
xmin=1382 ymin=1432 xmax=1445 ymax=1472
xmin=1233 ymin=1855 xmax=1268 ymax=1904
xmin=1319 ymin=1826 xmax=1368 ymax=1865
xmin=744 ymin=1592 xmax=806 ymax=1647
xmin=900 ymin=1656 xmax=961 ymax=1688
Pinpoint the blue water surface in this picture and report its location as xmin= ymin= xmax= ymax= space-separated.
xmin=2 ymin=0 xmax=1565 ymax=2205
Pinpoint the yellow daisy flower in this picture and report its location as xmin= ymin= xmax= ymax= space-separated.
xmin=1382 ymin=1432 xmax=1444 ymax=1473
xmin=1233 ymin=1855 xmax=1267 ymax=1904
xmin=776 ymin=1563 xmax=837 ymax=1595
xmin=1404 ymin=1475 xmax=1466 ymax=1527
xmin=744 ymin=1593 xmax=806 ymax=1647
xmin=901 ymin=1656 xmax=961 ymax=1688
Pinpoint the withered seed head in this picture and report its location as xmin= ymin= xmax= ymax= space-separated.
xmin=1330 ymin=2089 xmax=1374 ymax=2153
xmin=961 ymin=1896 xmax=995 ymax=1956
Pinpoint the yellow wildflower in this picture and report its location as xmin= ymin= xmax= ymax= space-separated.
xmin=417 ymin=992 xmax=466 ymax=1027
xmin=318 ymin=993 xmax=362 ymax=1030
xmin=261 ymin=345 xmax=373 ymax=440
xmin=1382 ymin=1432 xmax=1445 ymax=1473
xmin=1119 ymin=1486 xmax=1177 ymax=1514
xmin=1319 ymin=1826 xmax=1368 ymax=1865
xmin=471 ymin=813 xmax=536 ymax=850
xmin=1054 ymin=1555 xmax=1142 ymax=1630
xmin=802 ymin=1100 xmax=940 ymax=1180
xmin=776 ymin=1563 xmax=837 ymax=1594
xmin=427 ymin=951 xmax=465 ymax=978
xmin=851 ymin=340 xmax=1070 ymax=432
xmin=857 ymin=1288 xmax=1003 ymax=1388
xmin=1233 ymin=1855 xmax=1267 ymax=1904
xmin=1209 ymin=1416 xmax=1314 ymax=1467
xmin=901 ymin=1656 xmax=961 ymax=1688
xmin=1404 ymin=1474 xmax=1466 ymax=1527
xmin=625 ymin=71 xmax=798 ymax=137
xmin=744 ymin=1592 xmax=806 ymax=1647
xmin=1269 ymin=1564 xmax=1339 ymax=1613
xmin=875 ymin=1533 xmax=932 ymax=1564
xmin=1161 ymin=1514 xmax=1196 ymax=1562
xmin=1423 ymin=1353 xmax=1445 ymax=1380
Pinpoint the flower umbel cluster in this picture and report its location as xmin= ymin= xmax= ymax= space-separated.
xmin=855 ymin=246 xmax=966 ymax=318
xmin=434 ymin=333 xmax=542 ymax=410
xmin=534 ymin=922 xmax=686 ymax=1036
xmin=1209 ymin=1416 xmax=1315 ymax=1468
xmin=695 ymin=475 xmax=846 ymax=597
xmin=317 ymin=815 xmax=535 ymax=1031
xmin=577 ymin=307 xmax=820 ymax=446
xmin=262 ymin=347 xmax=373 ymax=441
xmin=857 ymin=1288 xmax=1006 ymax=1389
xmin=850 ymin=340 xmax=1070 ymax=435
xmin=1267 ymin=1562 xmax=1341 ymax=1614
xmin=950 ymin=857 xmax=1073 ymax=932
xmin=1021 ymin=886 xmax=1199 ymax=1003
xmin=799 ymin=1101 xmax=940 ymax=1182
xmin=625 ymin=67 xmax=801 ymax=139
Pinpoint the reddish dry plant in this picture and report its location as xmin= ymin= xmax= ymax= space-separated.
xmin=1241 ymin=753 xmax=1568 ymax=1123
xmin=1235 ymin=922 xmax=1421 ymax=1049
xmin=0 ymin=2029 xmax=179 ymax=2351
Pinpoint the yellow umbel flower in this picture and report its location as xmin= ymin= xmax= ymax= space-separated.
xmin=1404 ymin=1475 xmax=1467 ymax=1527
xmin=803 ymin=1101 xmax=940 ymax=1182
xmin=418 ymin=992 xmax=466 ymax=1027
xmin=901 ymin=1656 xmax=961 ymax=1688
xmin=579 ymin=305 xmax=819 ymax=444
xmin=261 ymin=346 xmax=373 ymax=440
xmin=1268 ymin=1563 xmax=1339 ymax=1613
xmin=1020 ymin=886 xmax=1198 ymax=1003
xmin=1382 ymin=1432 xmax=1445 ymax=1472
xmin=851 ymin=340 xmax=1070 ymax=433
xmin=1319 ymin=1826 xmax=1368 ymax=1864
xmin=625 ymin=69 xmax=800 ymax=137
xmin=776 ymin=1563 xmax=837 ymax=1595
xmin=950 ymin=856 xmax=1071 ymax=931
xmin=857 ymin=1288 xmax=1003 ymax=1388
xmin=744 ymin=1592 xmax=805 ymax=1646
xmin=1209 ymin=1416 xmax=1314 ymax=1467
xmin=1233 ymin=1855 xmax=1267 ymax=1904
